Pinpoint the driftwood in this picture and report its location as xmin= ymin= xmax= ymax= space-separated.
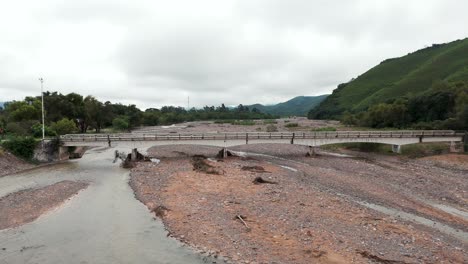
xmin=236 ymin=215 xmax=251 ymax=231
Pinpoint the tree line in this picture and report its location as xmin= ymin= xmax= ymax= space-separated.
xmin=0 ymin=91 xmax=276 ymax=137
xmin=336 ymin=81 xmax=468 ymax=130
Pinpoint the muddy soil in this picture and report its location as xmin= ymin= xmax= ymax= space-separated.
xmin=0 ymin=180 xmax=88 ymax=230
xmin=130 ymin=144 xmax=467 ymax=264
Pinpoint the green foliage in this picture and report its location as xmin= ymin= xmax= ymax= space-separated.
xmin=263 ymin=120 xmax=277 ymax=124
xmin=285 ymin=123 xmax=299 ymax=128
xmin=5 ymin=122 xmax=29 ymax=136
xmin=231 ymin=120 xmax=256 ymax=126
xmin=249 ymin=95 xmax=329 ymax=117
xmin=311 ymin=38 xmax=468 ymax=120
xmin=1 ymin=90 xmax=277 ymax=137
xmin=112 ymin=116 xmax=130 ymax=131
xmin=51 ymin=118 xmax=78 ymax=135
xmin=312 ymin=126 xmax=337 ymax=131
xmin=1 ymin=136 xmax=37 ymax=160
xmin=31 ymin=123 xmax=56 ymax=137
xmin=336 ymin=81 xmax=468 ymax=130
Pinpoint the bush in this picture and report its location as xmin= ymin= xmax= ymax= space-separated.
xmin=113 ymin=116 xmax=130 ymax=131
xmin=31 ymin=123 xmax=56 ymax=137
xmin=285 ymin=123 xmax=299 ymax=128
xmin=1 ymin=136 xmax=37 ymax=160
xmin=312 ymin=127 xmax=337 ymax=132
xmin=51 ymin=118 xmax=77 ymax=135
xmin=263 ymin=120 xmax=277 ymax=125
xmin=5 ymin=122 xmax=29 ymax=136
xmin=231 ymin=120 xmax=256 ymax=126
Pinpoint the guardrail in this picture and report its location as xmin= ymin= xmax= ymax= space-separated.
xmin=60 ymin=130 xmax=462 ymax=142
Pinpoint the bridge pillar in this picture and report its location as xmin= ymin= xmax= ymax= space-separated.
xmin=131 ymin=148 xmax=138 ymax=161
xmin=392 ymin=145 xmax=401 ymax=154
xmin=450 ymin=141 xmax=464 ymax=153
xmin=58 ymin=146 xmax=70 ymax=160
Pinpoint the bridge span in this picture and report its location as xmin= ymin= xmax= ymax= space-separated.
xmin=61 ymin=130 xmax=465 ymax=155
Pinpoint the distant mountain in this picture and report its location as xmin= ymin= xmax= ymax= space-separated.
xmin=310 ymin=38 xmax=468 ymax=119
xmin=249 ymin=95 xmax=329 ymax=116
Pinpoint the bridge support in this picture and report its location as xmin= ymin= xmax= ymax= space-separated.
xmin=131 ymin=148 xmax=138 ymax=161
xmin=450 ymin=141 xmax=464 ymax=153
xmin=392 ymin=145 xmax=401 ymax=154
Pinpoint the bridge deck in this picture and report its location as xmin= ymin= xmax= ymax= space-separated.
xmin=60 ymin=130 xmax=464 ymax=145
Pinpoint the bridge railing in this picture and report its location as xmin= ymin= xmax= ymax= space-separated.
xmin=60 ymin=130 xmax=460 ymax=142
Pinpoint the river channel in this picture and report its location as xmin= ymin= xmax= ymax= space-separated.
xmin=0 ymin=147 xmax=213 ymax=264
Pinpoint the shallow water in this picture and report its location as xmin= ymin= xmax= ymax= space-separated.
xmin=0 ymin=147 xmax=214 ymax=264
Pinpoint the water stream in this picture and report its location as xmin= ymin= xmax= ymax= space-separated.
xmin=0 ymin=147 xmax=213 ymax=264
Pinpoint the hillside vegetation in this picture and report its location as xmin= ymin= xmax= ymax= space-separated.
xmin=309 ymin=38 xmax=468 ymax=130
xmin=249 ymin=95 xmax=328 ymax=116
xmin=310 ymin=38 xmax=468 ymax=118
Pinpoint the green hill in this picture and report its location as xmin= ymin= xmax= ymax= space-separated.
xmin=250 ymin=95 xmax=329 ymax=116
xmin=310 ymin=38 xmax=468 ymax=119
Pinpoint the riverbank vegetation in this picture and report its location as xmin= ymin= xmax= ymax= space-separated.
xmin=0 ymin=91 xmax=276 ymax=138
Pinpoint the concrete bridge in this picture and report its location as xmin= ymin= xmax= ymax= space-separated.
xmin=60 ymin=130 xmax=465 ymax=157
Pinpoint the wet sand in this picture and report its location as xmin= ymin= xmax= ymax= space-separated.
xmin=0 ymin=180 xmax=88 ymax=230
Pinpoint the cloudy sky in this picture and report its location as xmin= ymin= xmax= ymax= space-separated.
xmin=1 ymin=0 xmax=468 ymax=109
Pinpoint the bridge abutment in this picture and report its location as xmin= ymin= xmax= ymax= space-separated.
xmin=450 ymin=141 xmax=464 ymax=153
xmin=392 ymin=145 xmax=401 ymax=154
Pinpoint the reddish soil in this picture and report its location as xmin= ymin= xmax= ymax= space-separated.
xmin=130 ymin=145 xmax=467 ymax=264
xmin=0 ymin=180 xmax=88 ymax=230
xmin=419 ymin=154 xmax=468 ymax=170
xmin=0 ymin=148 xmax=35 ymax=177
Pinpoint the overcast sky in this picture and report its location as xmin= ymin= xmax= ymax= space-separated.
xmin=1 ymin=0 xmax=467 ymax=109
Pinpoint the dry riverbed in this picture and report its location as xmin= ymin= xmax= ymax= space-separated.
xmin=0 ymin=180 xmax=88 ymax=230
xmin=130 ymin=144 xmax=467 ymax=264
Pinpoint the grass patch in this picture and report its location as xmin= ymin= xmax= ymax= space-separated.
xmin=285 ymin=123 xmax=299 ymax=128
xmin=231 ymin=120 xmax=256 ymax=126
xmin=312 ymin=126 xmax=337 ymax=132
xmin=263 ymin=120 xmax=277 ymax=125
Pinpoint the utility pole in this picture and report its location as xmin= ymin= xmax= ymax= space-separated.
xmin=187 ymin=96 xmax=190 ymax=110
xmin=39 ymin=77 xmax=45 ymax=148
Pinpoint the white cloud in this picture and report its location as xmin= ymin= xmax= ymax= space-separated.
xmin=1 ymin=0 xmax=467 ymax=109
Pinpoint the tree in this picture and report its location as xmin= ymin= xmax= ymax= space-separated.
xmin=51 ymin=118 xmax=78 ymax=135
xmin=113 ymin=116 xmax=129 ymax=131
xmin=84 ymin=96 xmax=104 ymax=132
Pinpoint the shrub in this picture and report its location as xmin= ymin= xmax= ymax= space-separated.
xmin=231 ymin=120 xmax=256 ymax=126
xmin=312 ymin=127 xmax=337 ymax=132
xmin=263 ymin=120 xmax=277 ymax=125
xmin=31 ymin=123 xmax=57 ymax=137
xmin=113 ymin=116 xmax=130 ymax=131
xmin=285 ymin=123 xmax=299 ymax=128
xmin=51 ymin=118 xmax=77 ymax=135
xmin=1 ymin=136 xmax=37 ymax=160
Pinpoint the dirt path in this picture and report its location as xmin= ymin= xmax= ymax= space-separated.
xmin=130 ymin=145 xmax=467 ymax=264
xmin=0 ymin=180 xmax=88 ymax=230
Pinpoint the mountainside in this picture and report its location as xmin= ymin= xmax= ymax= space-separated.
xmin=250 ymin=95 xmax=328 ymax=116
xmin=310 ymin=38 xmax=468 ymax=119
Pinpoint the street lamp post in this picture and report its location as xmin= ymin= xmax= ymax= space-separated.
xmin=39 ymin=77 xmax=45 ymax=148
